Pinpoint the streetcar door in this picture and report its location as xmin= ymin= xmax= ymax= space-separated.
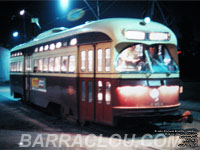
xmin=96 ymin=43 xmax=113 ymax=125
xmin=24 ymin=55 xmax=32 ymax=101
xmin=79 ymin=45 xmax=95 ymax=122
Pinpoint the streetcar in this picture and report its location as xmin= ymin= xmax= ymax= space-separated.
xmin=10 ymin=18 xmax=191 ymax=126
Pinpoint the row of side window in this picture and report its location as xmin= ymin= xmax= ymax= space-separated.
xmin=33 ymin=56 xmax=75 ymax=73
xmin=10 ymin=56 xmax=76 ymax=73
xmin=10 ymin=62 xmax=23 ymax=72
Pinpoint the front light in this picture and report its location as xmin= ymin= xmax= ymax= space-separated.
xmin=149 ymin=88 xmax=159 ymax=99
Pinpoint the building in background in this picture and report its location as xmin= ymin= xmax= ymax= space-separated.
xmin=0 ymin=46 xmax=10 ymax=83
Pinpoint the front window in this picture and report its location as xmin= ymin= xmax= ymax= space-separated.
xmin=115 ymin=44 xmax=178 ymax=73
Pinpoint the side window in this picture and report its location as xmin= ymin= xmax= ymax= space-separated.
xmin=61 ymin=56 xmax=68 ymax=72
xmin=38 ymin=59 xmax=43 ymax=72
xmin=13 ymin=62 xmax=17 ymax=72
xmin=105 ymin=48 xmax=111 ymax=72
xmin=34 ymin=59 xmax=39 ymax=72
xmin=10 ymin=63 xmax=13 ymax=72
xmin=69 ymin=55 xmax=75 ymax=72
xmin=88 ymin=50 xmax=93 ymax=72
xmin=97 ymin=81 xmax=103 ymax=103
xmin=81 ymin=51 xmax=86 ymax=72
xmin=88 ymin=81 xmax=93 ymax=103
xmin=81 ymin=81 xmax=86 ymax=101
xmin=16 ymin=62 xmax=20 ymax=72
xmin=97 ymin=49 xmax=103 ymax=72
xmin=25 ymin=58 xmax=32 ymax=71
xmin=49 ymin=57 xmax=54 ymax=72
xmin=54 ymin=57 xmax=61 ymax=72
xmin=19 ymin=61 xmax=23 ymax=72
xmin=43 ymin=58 xmax=48 ymax=72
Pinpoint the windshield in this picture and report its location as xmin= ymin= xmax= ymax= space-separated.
xmin=115 ymin=44 xmax=178 ymax=73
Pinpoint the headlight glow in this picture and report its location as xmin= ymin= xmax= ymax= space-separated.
xmin=149 ymin=88 xmax=159 ymax=99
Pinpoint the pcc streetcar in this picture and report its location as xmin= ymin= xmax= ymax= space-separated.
xmin=10 ymin=18 xmax=188 ymax=126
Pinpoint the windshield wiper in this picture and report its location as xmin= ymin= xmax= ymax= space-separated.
xmin=153 ymin=59 xmax=171 ymax=76
xmin=144 ymin=50 xmax=154 ymax=73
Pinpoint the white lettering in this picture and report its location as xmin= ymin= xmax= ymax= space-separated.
xmin=32 ymin=134 xmax=44 ymax=147
xmin=85 ymin=134 xmax=96 ymax=147
xmin=96 ymin=134 xmax=106 ymax=148
xmin=45 ymin=134 xmax=58 ymax=147
xmin=109 ymin=134 xmax=121 ymax=147
xmin=19 ymin=134 xmax=31 ymax=147
xmin=58 ymin=134 xmax=71 ymax=147
xmin=123 ymin=134 xmax=136 ymax=147
xmin=141 ymin=134 xmax=153 ymax=146
xmin=154 ymin=134 xmax=167 ymax=147
xmin=71 ymin=134 xmax=83 ymax=147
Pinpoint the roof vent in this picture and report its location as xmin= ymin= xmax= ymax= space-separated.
xmin=35 ymin=27 xmax=67 ymax=40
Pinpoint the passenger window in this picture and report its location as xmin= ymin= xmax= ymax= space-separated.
xmin=81 ymin=51 xmax=86 ymax=72
xmin=88 ymin=81 xmax=93 ymax=103
xmin=10 ymin=63 xmax=12 ymax=72
xmin=55 ymin=57 xmax=61 ymax=72
xmin=43 ymin=58 xmax=48 ymax=72
xmin=38 ymin=59 xmax=43 ymax=72
xmin=25 ymin=58 xmax=31 ymax=71
xmin=49 ymin=58 xmax=54 ymax=72
xmin=81 ymin=81 xmax=86 ymax=101
xmin=61 ymin=56 xmax=68 ymax=72
xmin=105 ymin=82 xmax=111 ymax=105
xmin=105 ymin=48 xmax=111 ymax=72
xmin=13 ymin=62 xmax=16 ymax=72
xmin=16 ymin=62 xmax=20 ymax=72
xmin=97 ymin=49 xmax=103 ymax=72
xmin=97 ymin=81 xmax=103 ymax=103
xmin=34 ymin=59 xmax=39 ymax=72
xmin=88 ymin=50 xmax=93 ymax=72
xmin=19 ymin=61 xmax=23 ymax=72
xmin=69 ymin=55 xmax=75 ymax=72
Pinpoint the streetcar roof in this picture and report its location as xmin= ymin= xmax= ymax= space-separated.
xmin=10 ymin=18 xmax=177 ymax=52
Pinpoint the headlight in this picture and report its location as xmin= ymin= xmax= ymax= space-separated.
xmin=149 ymin=88 xmax=159 ymax=99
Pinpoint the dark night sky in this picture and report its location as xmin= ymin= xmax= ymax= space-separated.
xmin=0 ymin=0 xmax=200 ymax=54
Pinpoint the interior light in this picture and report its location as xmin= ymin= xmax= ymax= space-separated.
xmin=124 ymin=30 xmax=145 ymax=40
xmin=149 ymin=32 xmax=170 ymax=41
xmin=50 ymin=43 xmax=55 ymax=50
xmin=35 ymin=47 xmax=38 ymax=52
xmin=44 ymin=45 xmax=49 ymax=51
xmin=56 ymin=42 xmax=62 ymax=48
xmin=39 ymin=46 xmax=44 ymax=52
xmin=70 ymin=38 xmax=77 ymax=45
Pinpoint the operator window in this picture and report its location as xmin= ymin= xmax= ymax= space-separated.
xmin=105 ymin=48 xmax=111 ymax=72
